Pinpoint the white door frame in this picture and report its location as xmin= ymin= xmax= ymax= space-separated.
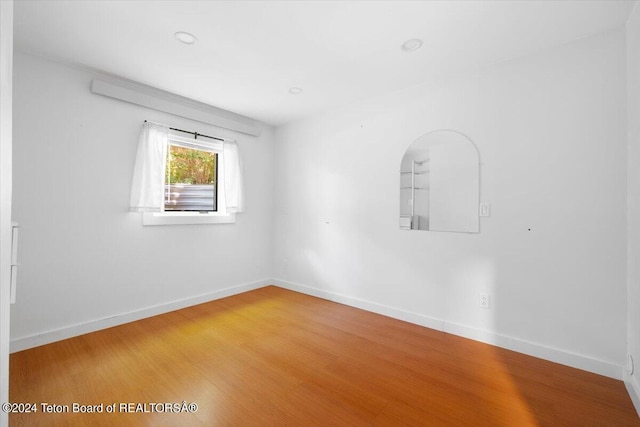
xmin=0 ymin=1 xmax=13 ymax=427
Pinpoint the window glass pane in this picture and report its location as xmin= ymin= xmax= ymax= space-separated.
xmin=165 ymin=145 xmax=217 ymax=212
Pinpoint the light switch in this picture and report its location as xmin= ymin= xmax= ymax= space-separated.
xmin=479 ymin=202 xmax=491 ymax=217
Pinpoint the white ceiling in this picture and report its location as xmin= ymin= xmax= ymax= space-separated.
xmin=14 ymin=0 xmax=636 ymax=126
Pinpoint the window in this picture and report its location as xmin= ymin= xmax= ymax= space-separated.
xmin=165 ymin=140 xmax=218 ymax=212
xmin=130 ymin=122 xmax=242 ymax=226
xmin=143 ymin=134 xmax=234 ymax=225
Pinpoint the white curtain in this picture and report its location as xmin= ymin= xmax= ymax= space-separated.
xmin=129 ymin=122 xmax=169 ymax=212
xmin=223 ymin=141 xmax=244 ymax=213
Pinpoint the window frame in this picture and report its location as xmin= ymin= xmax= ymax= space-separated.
xmin=164 ymin=139 xmax=218 ymax=213
xmin=142 ymin=133 xmax=236 ymax=226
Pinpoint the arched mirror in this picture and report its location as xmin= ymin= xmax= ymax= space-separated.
xmin=400 ymin=130 xmax=480 ymax=233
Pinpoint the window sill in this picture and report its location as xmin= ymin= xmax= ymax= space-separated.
xmin=142 ymin=211 xmax=236 ymax=226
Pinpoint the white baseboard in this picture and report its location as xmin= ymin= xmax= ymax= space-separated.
xmin=443 ymin=321 xmax=621 ymax=379
xmin=625 ymin=373 xmax=640 ymax=416
xmin=10 ymin=279 xmax=271 ymax=353
xmin=274 ymin=279 xmax=445 ymax=332
xmin=273 ymin=278 xmax=623 ymax=380
xmin=11 ymin=277 xmax=625 ymax=382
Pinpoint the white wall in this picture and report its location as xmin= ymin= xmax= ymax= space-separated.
xmin=626 ymin=1 xmax=640 ymax=410
xmin=10 ymin=52 xmax=274 ymax=345
xmin=273 ymin=29 xmax=628 ymax=377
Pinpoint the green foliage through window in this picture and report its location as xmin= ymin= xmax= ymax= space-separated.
xmin=165 ymin=145 xmax=216 ymax=185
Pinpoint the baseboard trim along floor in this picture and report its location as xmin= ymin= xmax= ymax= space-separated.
xmin=625 ymin=373 xmax=640 ymax=416
xmin=10 ymin=279 xmax=271 ymax=353
xmin=273 ymin=279 xmax=623 ymax=381
xmin=11 ymin=278 xmax=626 ymax=382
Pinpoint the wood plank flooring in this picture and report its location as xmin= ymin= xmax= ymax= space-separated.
xmin=9 ymin=286 xmax=640 ymax=426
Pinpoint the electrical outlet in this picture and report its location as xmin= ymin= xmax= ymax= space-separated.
xmin=283 ymin=258 xmax=289 ymax=270
xmin=479 ymin=293 xmax=490 ymax=309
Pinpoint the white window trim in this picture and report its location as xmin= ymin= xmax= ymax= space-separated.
xmin=142 ymin=211 xmax=236 ymax=226
xmin=142 ymin=133 xmax=236 ymax=226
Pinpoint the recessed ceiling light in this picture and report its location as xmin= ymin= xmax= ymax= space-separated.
xmin=289 ymin=87 xmax=303 ymax=95
xmin=401 ymin=38 xmax=423 ymax=52
xmin=174 ymin=31 xmax=197 ymax=45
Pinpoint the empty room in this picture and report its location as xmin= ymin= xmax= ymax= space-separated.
xmin=2 ymin=0 xmax=640 ymax=425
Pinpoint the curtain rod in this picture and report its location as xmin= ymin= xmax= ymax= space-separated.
xmin=144 ymin=120 xmax=236 ymax=142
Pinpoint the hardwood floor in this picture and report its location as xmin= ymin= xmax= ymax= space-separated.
xmin=9 ymin=286 xmax=640 ymax=426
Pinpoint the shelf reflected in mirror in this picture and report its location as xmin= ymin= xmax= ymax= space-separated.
xmin=400 ymin=130 xmax=480 ymax=233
